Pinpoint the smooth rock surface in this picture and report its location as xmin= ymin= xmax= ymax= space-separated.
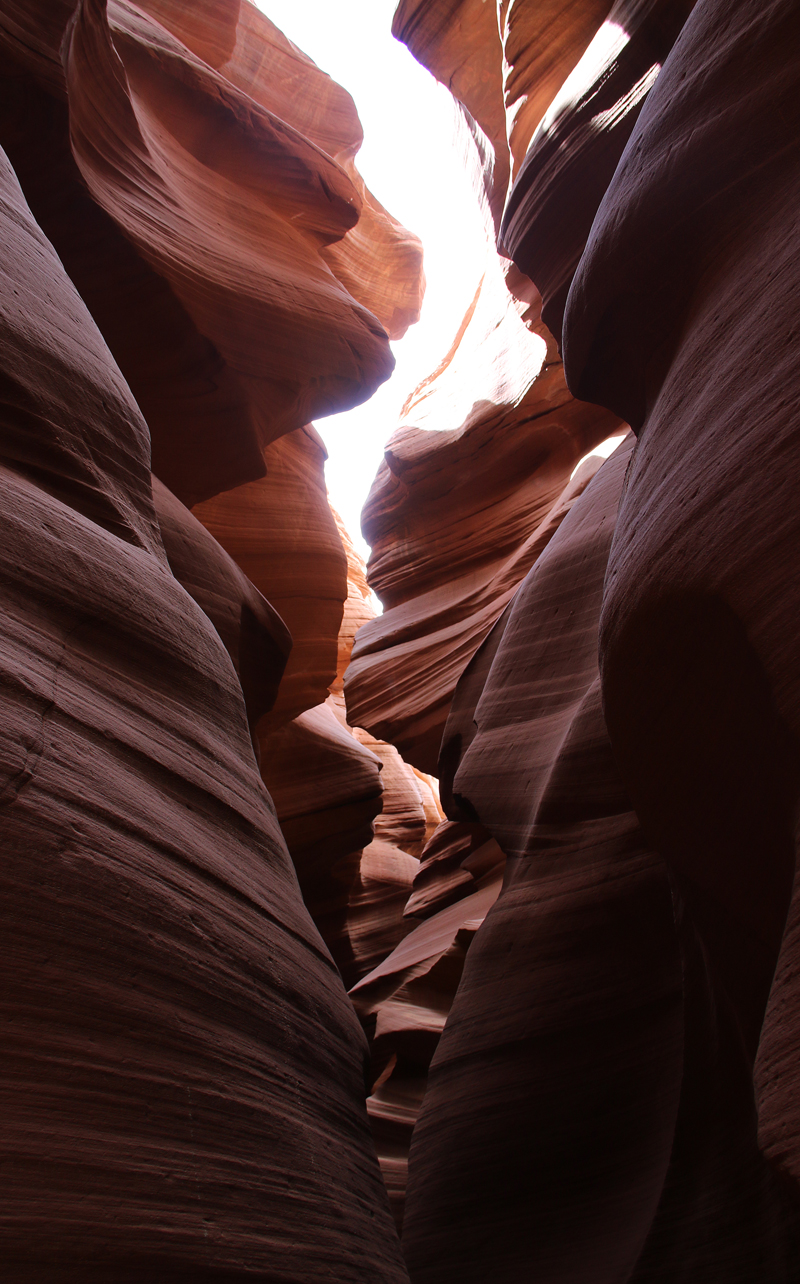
xmin=402 ymin=438 xmax=693 ymax=1283
xmin=153 ymin=474 xmax=292 ymax=737
xmin=561 ymin=0 xmax=800 ymax=1262
xmin=194 ymin=426 xmax=349 ymax=731
xmin=0 ymin=0 xmax=422 ymax=504
xmin=0 ymin=141 xmax=407 ymax=1281
xmin=501 ymin=0 xmax=695 ymax=345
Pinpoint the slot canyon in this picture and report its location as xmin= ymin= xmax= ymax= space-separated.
xmin=1 ymin=0 xmax=800 ymax=1279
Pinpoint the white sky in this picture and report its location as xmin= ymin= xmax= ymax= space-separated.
xmin=256 ymin=2 xmax=626 ymax=558
xmin=255 ymin=0 xmax=488 ymax=558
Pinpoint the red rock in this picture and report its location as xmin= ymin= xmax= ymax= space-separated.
xmin=254 ymin=518 xmax=438 ymax=990
xmin=401 ymin=438 xmax=710 ymax=1282
xmin=340 ymin=44 xmax=620 ymax=774
xmin=560 ymin=0 xmax=800 ymax=1262
xmin=404 ymin=819 xmax=505 ymax=922
xmin=193 ymin=426 xmax=348 ymax=731
xmin=0 ymin=145 xmax=407 ymax=1278
xmin=391 ymin=0 xmax=509 ymax=227
xmin=259 ymin=698 xmax=383 ymax=902
xmin=0 ymin=0 xmax=422 ymax=504
xmin=501 ymin=0 xmax=696 ymax=345
xmin=345 ymin=423 xmax=616 ymax=773
xmin=351 ymin=871 xmax=504 ymax=1237
xmin=152 ymin=475 xmax=291 ymax=739
xmin=345 ymin=838 xmax=422 ymax=991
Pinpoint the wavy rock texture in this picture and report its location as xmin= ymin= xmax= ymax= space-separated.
xmin=152 ymin=475 xmax=292 ymax=737
xmin=193 ymin=425 xmax=348 ymax=731
xmin=402 ymin=440 xmax=722 ymax=1283
xmin=404 ymin=819 xmax=505 ymax=921
xmin=0 ymin=0 xmax=422 ymax=504
xmin=0 ymin=144 xmax=408 ymax=1280
xmin=344 ymin=9 xmax=622 ymax=774
xmin=559 ymin=0 xmax=800 ymax=1266
xmin=345 ymin=736 xmax=442 ymax=988
xmin=353 ymin=814 xmax=505 ymax=1235
xmin=254 ymin=523 xmax=442 ymax=988
xmin=500 ymin=0 xmax=696 ymax=344
xmin=259 ymin=698 xmax=383 ymax=908
xmin=392 ymin=0 xmax=615 ymax=228
xmin=344 ymin=202 xmax=620 ymax=772
xmin=352 ymin=857 xmax=505 ymax=1236
xmin=385 ymin=0 xmax=800 ymax=1276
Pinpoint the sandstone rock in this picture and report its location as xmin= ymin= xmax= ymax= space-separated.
xmin=0 ymin=145 xmax=407 ymax=1280
xmin=152 ymin=474 xmax=291 ymax=738
xmin=332 ymin=506 xmax=375 ymax=695
xmin=0 ymin=0 xmax=422 ymax=505
xmin=497 ymin=0 xmax=611 ymax=181
xmin=255 ymin=518 xmax=437 ymax=990
xmin=259 ymin=699 xmax=383 ymax=904
xmin=501 ymin=0 xmax=696 ymax=345
xmin=66 ymin=0 xmax=391 ymax=464
xmin=392 ymin=0 xmax=615 ymax=228
xmin=345 ymin=418 xmax=616 ymax=773
xmin=392 ymin=0 xmax=508 ymax=227
xmin=258 ymin=695 xmax=385 ymax=980
xmin=210 ymin=1 xmax=425 ymax=341
xmin=404 ymin=819 xmax=505 ymax=922
xmin=560 ymin=0 xmax=800 ymax=1263
xmin=351 ymin=869 xmax=504 ymax=1236
xmin=343 ymin=70 xmax=619 ymax=773
xmin=346 ymin=838 xmax=422 ymax=992
xmin=193 ymin=426 xmax=348 ymax=730
xmin=401 ymin=438 xmax=716 ymax=1282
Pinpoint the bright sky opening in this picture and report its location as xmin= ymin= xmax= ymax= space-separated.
xmin=255 ymin=0 xmax=487 ymax=559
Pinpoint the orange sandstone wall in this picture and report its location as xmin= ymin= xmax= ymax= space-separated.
xmin=0 ymin=1 xmax=428 ymax=1276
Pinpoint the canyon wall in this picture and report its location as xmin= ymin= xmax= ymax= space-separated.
xmin=368 ymin=0 xmax=800 ymax=1280
xmin=0 ymin=0 xmax=427 ymax=1277
xmin=2 ymin=0 xmax=800 ymax=1280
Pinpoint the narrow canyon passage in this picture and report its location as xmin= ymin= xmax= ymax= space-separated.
xmin=1 ymin=1 xmax=799 ymax=1281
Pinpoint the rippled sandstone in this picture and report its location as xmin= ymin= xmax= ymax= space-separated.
xmin=383 ymin=0 xmax=800 ymax=1279
xmin=0 ymin=140 xmax=408 ymax=1280
xmin=0 ymin=0 xmax=430 ymax=1276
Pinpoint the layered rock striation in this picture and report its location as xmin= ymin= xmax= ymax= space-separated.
xmin=0 ymin=0 xmax=431 ymax=1276
xmin=344 ymin=96 xmax=621 ymax=772
xmin=0 ymin=141 xmax=408 ymax=1280
xmin=5 ymin=0 xmax=800 ymax=1278
xmin=376 ymin=0 xmax=800 ymax=1279
xmin=0 ymin=0 xmax=422 ymax=504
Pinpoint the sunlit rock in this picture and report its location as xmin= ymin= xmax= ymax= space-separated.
xmin=344 ymin=70 xmax=619 ymax=773
xmin=0 ymin=0 xmax=422 ymax=504
xmin=501 ymin=0 xmax=696 ymax=344
xmin=153 ymin=475 xmax=292 ymax=740
xmin=193 ymin=426 xmax=347 ymax=730
xmin=0 ymin=144 xmax=407 ymax=1280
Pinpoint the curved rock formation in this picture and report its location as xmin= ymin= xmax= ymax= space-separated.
xmin=401 ymin=439 xmax=696 ymax=1282
xmin=343 ymin=13 xmax=622 ymax=774
xmin=391 ymin=0 xmax=616 ymax=228
xmin=258 ymin=697 xmax=384 ymax=962
xmin=392 ymin=0 xmax=800 ymax=1277
xmin=500 ymin=0 xmax=696 ymax=343
xmin=0 ymin=145 xmax=407 ymax=1279
xmin=153 ymin=475 xmax=292 ymax=737
xmin=351 ymin=849 xmax=505 ymax=1238
xmin=0 ymin=0 xmax=422 ymax=504
xmin=344 ymin=206 xmax=620 ymax=771
xmin=193 ymin=426 xmax=347 ymax=731
xmin=255 ymin=511 xmax=441 ymax=989
xmin=562 ymin=0 xmax=800 ymax=1249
